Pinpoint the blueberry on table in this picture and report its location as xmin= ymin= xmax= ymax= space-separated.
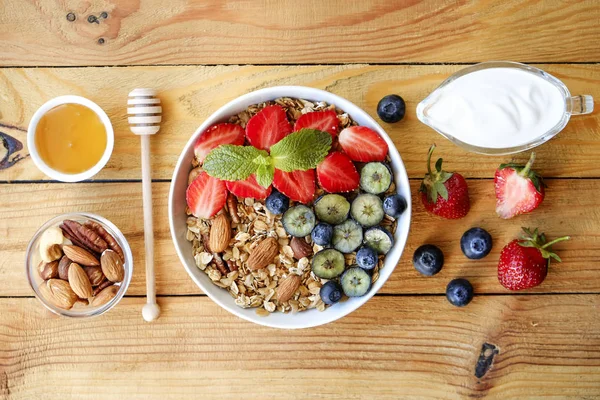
xmin=460 ymin=227 xmax=492 ymax=259
xmin=320 ymin=281 xmax=343 ymax=305
xmin=311 ymin=222 xmax=333 ymax=246
xmin=356 ymin=246 xmax=378 ymax=270
xmin=446 ymin=278 xmax=474 ymax=307
xmin=377 ymin=95 xmax=406 ymax=123
xmin=413 ymin=244 xmax=444 ymax=276
xmin=265 ymin=190 xmax=289 ymax=215
xmin=383 ymin=194 xmax=407 ymax=219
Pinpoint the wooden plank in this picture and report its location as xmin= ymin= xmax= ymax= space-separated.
xmin=1 ymin=180 xmax=597 ymax=297
xmin=1 ymin=0 xmax=599 ymax=66
xmin=1 ymin=295 xmax=599 ymax=399
xmin=0 ymin=64 xmax=599 ymax=181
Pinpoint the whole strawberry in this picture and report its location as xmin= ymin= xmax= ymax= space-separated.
xmin=420 ymin=144 xmax=470 ymax=219
xmin=495 ymin=152 xmax=545 ymax=219
xmin=498 ymin=228 xmax=570 ymax=290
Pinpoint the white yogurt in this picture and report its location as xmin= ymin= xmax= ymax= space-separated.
xmin=423 ymin=68 xmax=565 ymax=149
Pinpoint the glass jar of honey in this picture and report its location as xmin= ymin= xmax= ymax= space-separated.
xmin=27 ymin=96 xmax=114 ymax=182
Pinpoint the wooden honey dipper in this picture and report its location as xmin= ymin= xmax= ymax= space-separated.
xmin=127 ymin=88 xmax=161 ymax=322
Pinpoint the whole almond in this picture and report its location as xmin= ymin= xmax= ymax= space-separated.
xmin=39 ymin=279 xmax=78 ymax=309
xmin=68 ymin=263 xmax=93 ymax=299
xmin=91 ymin=285 xmax=119 ymax=307
xmin=41 ymin=244 xmax=63 ymax=263
xmin=63 ymin=245 xmax=99 ymax=267
xmin=84 ymin=266 xmax=105 ymax=286
xmin=58 ymin=255 xmax=72 ymax=280
xmin=101 ymin=249 xmax=124 ymax=282
xmin=290 ymin=237 xmax=313 ymax=259
xmin=276 ymin=274 xmax=301 ymax=302
xmin=38 ymin=260 xmax=59 ymax=280
xmin=247 ymin=237 xmax=279 ymax=271
xmin=209 ymin=214 xmax=231 ymax=253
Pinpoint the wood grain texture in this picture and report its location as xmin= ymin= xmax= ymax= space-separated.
xmin=1 ymin=295 xmax=599 ymax=399
xmin=2 ymin=180 xmax=597 ymax=297
xmin=1 ymin=0 xmax=600 ymax=66
xmin=0 ymin=64 xmax=599 ymax=181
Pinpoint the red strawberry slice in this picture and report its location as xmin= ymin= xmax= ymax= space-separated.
xmin=338 ymin=126 xmax=388 ymax=162
xmin=495 ymin=152 xmax=545 ymax=219
xmin=226 ymin=174 xmax=272 ymax=200
xmin=186 ymin=172 xmax=228 ymax=219
xmin=245 ymin=105 xmax=292 ymax=150
xmin=273 ymin=169 xmax=316 ymax=204
xmin=193 ymin=123 xmax=245 ymax=164
xmin=294 ymin=110 xmax=339 ymax=137
xmin=316 ymin=151 xmax=360 ymax=193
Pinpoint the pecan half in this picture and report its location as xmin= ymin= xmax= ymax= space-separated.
xmin=60 ymin=220 xmax=108 ymax=254
xmin=226 ymin=259 xmax=238 ymax=272
xmin=227 ymin=193 xmax=240 ymax=223
xmin=92 ymin=279 xmax=113 ymax=296
xmin=84 ymin=221 xmax=124 ymax=263
xmin=201 ymin=233 xmax=212 ymax=253
xmin=212 ymin=252 xmax=228 ymax=275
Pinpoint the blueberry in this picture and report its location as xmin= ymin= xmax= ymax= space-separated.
xmin=265 ymin=190 xmax=289 ymax=215
xmin=311 ymin=222 xmax=333 ymax=246
xmin=412 ymin=244 xmax=444 ymax=276
xmin=460 ymin=227 xmax=492 ymax=260
xmin=383 ymin=194 xmax=407 ymax=219
xmin=446 ymin=278 xmax=474 ymax=307
xmin=377 ymin=94 xmax=406 ymax=123
xmin=356 ymin=246 xmax=377 ymax=270
xmin=320 ymin=280 xmax=343 ymax=305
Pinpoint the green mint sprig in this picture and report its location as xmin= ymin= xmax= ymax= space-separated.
xmin=202 ymin=129 xmax=332 ymax=188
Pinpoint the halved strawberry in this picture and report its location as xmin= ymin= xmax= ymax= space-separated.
xmin=495 ymin=152 xmax=545 ymax=219
xmin=245 ymin=105 xmax=292 ymax=151
xmin=338 ymin=126 xmax=388 ymax=162
xmin=316 ymin=151 xmax=359 ymax=193
xmin=226 ymin=174 xmax=272 ymax=200
xmin=186 ymin=172 xmax=228 ymax=218
xmin=193 ymin=123 xmax=245 ymax=164
xmin=273 ymin=169 xmax=316 ymax=204
xmin=294 ymin=110 xmax=339 ymax=137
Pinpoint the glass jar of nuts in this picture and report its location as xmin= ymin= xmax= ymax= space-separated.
xmin=25 ymin=213 xmax=132 ymax=317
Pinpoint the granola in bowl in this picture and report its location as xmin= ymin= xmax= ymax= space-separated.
xmin=184 ymin=97 xmax=402 ymax=316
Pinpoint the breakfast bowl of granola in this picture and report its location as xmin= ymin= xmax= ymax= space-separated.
xmin=169 ymin=86 xmax=411 ymax=329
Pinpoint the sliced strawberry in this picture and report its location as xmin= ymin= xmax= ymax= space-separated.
xmin=338 ymin=126 xmax=388 ymax=162
xmin=316 ymin=151 xmax=359 ymax=193
xmin=495 ymin=152 xmax=545 ymax=219
xmin=273 ymin=169 xmax=316 ymax=204
xmin=186 ymin=172 xmax=228 ymax=219
xmin=294 ymin=110 xmax=339 ymax=137
xmin=245 ymin=105 xmax=292 ymax=151
xmin=226 ymin=174 xmax=272 ymax=200
xmin=193 ymin=123 xmax=245 ymax=164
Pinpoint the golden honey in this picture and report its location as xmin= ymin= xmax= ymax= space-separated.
xmin=35 ymin=103 xmax=107 ymax=174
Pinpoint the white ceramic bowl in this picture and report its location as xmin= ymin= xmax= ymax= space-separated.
xmin=169 ymin=86 xmax=411 ymax=329
xmin=27 ymin=95 xmax=114 ymax=182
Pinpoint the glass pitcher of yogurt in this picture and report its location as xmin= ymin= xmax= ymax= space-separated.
xmin=416 ymin=61 xmax=594 ymax=155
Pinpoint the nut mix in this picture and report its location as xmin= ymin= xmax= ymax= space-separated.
xmin=36 ymin=219 xmax=125 ymax=311
xmin=185 ymin=97 xmax=400 ymax=315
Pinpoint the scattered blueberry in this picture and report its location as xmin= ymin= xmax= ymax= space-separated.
xmin=413 ymin=244 xmax=444 ymax=276
xmin=446 ymin=278 xmax=474 ymax=307
xmin=383 ymin=194 xmax=407 ymax=219
xmin=311 ymin=222 xmax=333 ymax=246
xmin=320 ymin=280 xmax=343 ymax=305
xmin=265 ymin=190 xmax=289 ymax=215
xmin=356 ymin=246 xmax=377 ymax=270
xmin=460 ymin=227 xmax=493 ymax=260
xmin=377 ymin=94 xmax=406 ymax=123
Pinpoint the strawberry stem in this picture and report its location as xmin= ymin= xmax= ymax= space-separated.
xmin=519 ymin=152 xmax=536 ymax=177
xmin=426 ymin=144 xmax=436 ymax=176
xmin=541 ymin=235 xmax=571 ymax=249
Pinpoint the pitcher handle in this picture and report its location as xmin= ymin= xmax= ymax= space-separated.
xmin=568 ymin=95 xmax=594 ymax=115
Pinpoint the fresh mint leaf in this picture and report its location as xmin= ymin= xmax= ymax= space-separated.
xmin=270 ymin=129 xmax=331 ymax=172
xmin=255 ymin=163 xmax=274 ymax=188
xmin=203 ymin=145 xmax=268 ymax=181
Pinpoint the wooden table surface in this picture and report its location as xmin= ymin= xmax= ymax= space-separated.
xmin=1 ymin=1 xmax=599 ymax=399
